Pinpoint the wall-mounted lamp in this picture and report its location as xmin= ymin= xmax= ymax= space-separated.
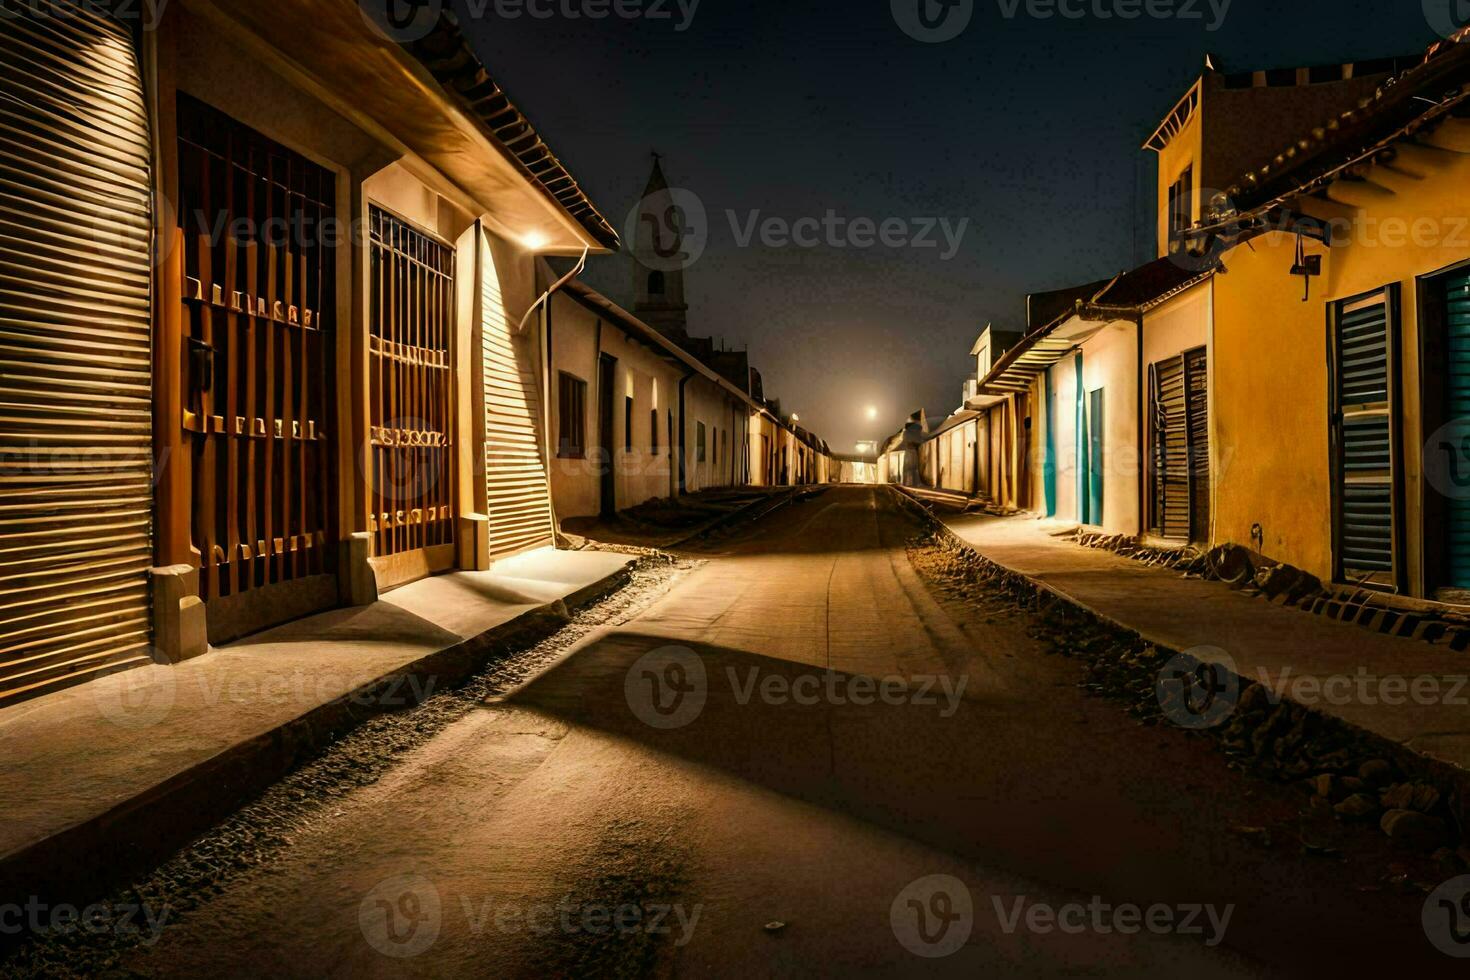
xmin=1290 ymin=235 xmax=1321 ymax=302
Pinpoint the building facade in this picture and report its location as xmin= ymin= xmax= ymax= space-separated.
xmin=2 ymin=0 xmax=618 ymax=704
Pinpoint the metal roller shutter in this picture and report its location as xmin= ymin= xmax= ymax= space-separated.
xmin=482 ymin=244 xmax=554 ymax=559
xmin=0 ymin=8 xmax=154 ymax=704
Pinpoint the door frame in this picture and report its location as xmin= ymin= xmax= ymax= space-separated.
xmin=598 ymin=353 xmax=617 ymax=516
xmin=364 ymin=202 xmax=459 ymax=590
xmin=1417 ymin=262 xmax=1470 ymax=599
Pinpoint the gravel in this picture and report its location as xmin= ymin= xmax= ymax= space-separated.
xmin=0 ymin=553 xmax=698 ymax=979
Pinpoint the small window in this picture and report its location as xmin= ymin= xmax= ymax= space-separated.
xmin=1168 ymin=166 xmax=1194 ymax=237
xmin=625 ymin=396 xmax=634 ymax=452
xmin=696 ymin=421 xmax=707 ymax=462
xmin=648 ymin=271 xmax=665 ymax=296
xmin=558 ymin=372 xmax=586 ymax=458
xmin=650 ymin=409 xmax=660 ymax=453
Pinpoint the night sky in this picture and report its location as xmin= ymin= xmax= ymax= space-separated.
xmin=454 ymin=0 xmax=1439 ymax=452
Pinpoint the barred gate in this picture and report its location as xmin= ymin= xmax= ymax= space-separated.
xmin=176 ymin=96 xmax=338 ymax=641
xmin=367 ymin=207 xmax=456 ymax=573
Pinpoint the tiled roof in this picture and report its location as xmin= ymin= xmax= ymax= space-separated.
xmin=1203 ymin=28 xmax=1470 ymax=230
xmin=406 ymin=12 xmax=620 ymax=249
xmin=1080 ymin=257 xmax=1215 ymax=316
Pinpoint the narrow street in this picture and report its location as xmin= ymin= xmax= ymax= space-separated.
xmin=9 ymin=489 xmax=1445 ymax=977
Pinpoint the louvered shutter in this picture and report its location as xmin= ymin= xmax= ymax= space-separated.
xmin=1150 ymin=355 xmax=1190 ymax=539
xmin=1184 ymin=348 xmax=1210 ymax=541
xmin=482 ymin=244 xmax=554 ymax=559
xmin=0 ymin=9 xmax=154 ymax=705
xmin=1333 ymin=293 xmax=1396 ymax=583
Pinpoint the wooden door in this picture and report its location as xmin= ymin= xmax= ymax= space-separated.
xmin=367 ymin=207 xmax=456 ymax=586
xmin=597 ymin=354 xmax=616 ymax=516
xmin=1184 ymin=348 xmax=1210 ymax=542
xmin=1149 ymin=355 xmax=1189 ymax=540
xmin=176 ymin=97 xmax=337 ymax=642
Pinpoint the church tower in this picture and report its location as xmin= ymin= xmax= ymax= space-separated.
xmin=631 ymin=154 xmax=690 ymax=340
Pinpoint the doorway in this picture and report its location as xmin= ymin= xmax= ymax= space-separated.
xmin=598 ymin=354 xmax=617 ymax=516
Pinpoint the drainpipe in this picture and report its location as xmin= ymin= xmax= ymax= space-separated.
xmin=1135 ymin=312 xmax=1146 ymax=539
xmin=516 ymin=246 xmax=589 ymax=542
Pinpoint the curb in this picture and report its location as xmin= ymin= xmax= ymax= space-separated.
xmin=0 ymin=563 xmax=633 ymax=918
xmin=666 ymin=486 xmax=814 ymax=547
xmin=891 ymin=487 xmax=1470 ymax=849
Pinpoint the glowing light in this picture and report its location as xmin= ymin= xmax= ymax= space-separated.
xmin=521 ymin=230 xmax=550 ymax=251
xmin=866 ymin=406 xmax=878 ymax=420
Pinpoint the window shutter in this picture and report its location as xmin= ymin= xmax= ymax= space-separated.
xmin=1333 ymin=293 xmax=1396 ymax=583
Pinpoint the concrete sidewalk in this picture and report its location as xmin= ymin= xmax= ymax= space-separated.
xmin=936 ymin=510 xmax=1470 ymax=776
xmin=0 ymin=548 xmax=632 ymax=909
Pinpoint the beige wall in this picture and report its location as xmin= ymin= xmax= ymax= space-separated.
xmin=681 ymin=378 xmax=745 ymax=492
xmin=546 ymin=293 xmax=682 ymax=519
xmin=1030 ymin=318 xmax=1139 ymax=533
xmin=749 ymin=414 xmax=778 ymax=486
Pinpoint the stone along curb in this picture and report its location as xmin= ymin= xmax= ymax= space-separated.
xmin=0 ymin=565 xmax=632 ymax=922
xmin=890 ymin=487 xmax=1470 ymax=863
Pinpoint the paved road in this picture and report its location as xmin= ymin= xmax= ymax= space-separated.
xmin=105 ymin=487 xmax=1443 ymax=977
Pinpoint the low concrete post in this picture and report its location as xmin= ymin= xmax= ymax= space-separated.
xmin=460 ymin=513 xmax=490 ymax=571
xmin=150 ymin=564 xmax=207 ymax=663
xmin=343 ymin=532 xmax=379 ymax=607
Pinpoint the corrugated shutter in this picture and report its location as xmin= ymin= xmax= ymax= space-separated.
xmin=1150 ymin=355 xmax=1189 ymax=539
xmin=0 ymin=9 xmax=154 ymax=704
xmin=1446 ymin=272 xmax=1470 ymax=588
xmin=1333 ymin=295 xmax=1395 ymax=581
xmin=482 ymin=245 xmax=553 ymax=559
xmin=1184 ymin=348 xmax=1210 ymax=541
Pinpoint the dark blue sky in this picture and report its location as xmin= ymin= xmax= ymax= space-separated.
xmin=454 ymin=0 xmax=1440 ymax=451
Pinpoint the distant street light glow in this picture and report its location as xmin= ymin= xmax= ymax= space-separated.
xmin=866 ymin=406 xmax=878 ymax=420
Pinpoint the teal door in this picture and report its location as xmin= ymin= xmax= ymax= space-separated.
xmin=1446 ymin=272 xmax=1470 ymax=587
xmin=1044 ymin=372 xmax=1057 ymax=517
xmin=1074 ymin=355 xmax=1087 ymax=523
xmin=1088 ymin=389 xmax=1105 ymax=524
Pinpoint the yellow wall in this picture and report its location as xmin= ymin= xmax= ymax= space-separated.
xmin=1154 ymin=95 xmax=1203 ymax=258
xmin=1211 ymin=234 xmax=1333 ymax=578
xmin=1213 ymin=127 xmax=1470 ymax=592
xmin=546 ymin=292 xmax=683 ymax=519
